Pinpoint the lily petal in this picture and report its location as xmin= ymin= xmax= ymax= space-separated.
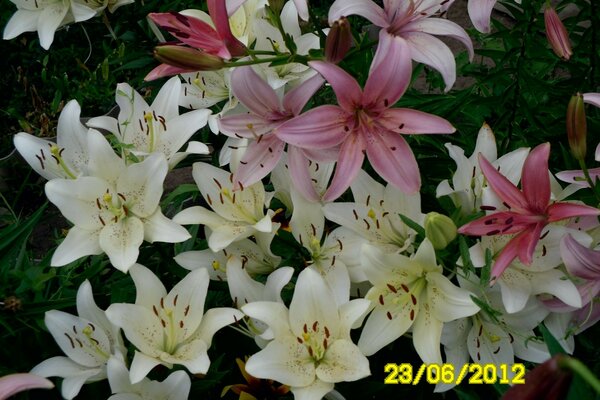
xmin=323 ymin=133 xmax=366 ymax=201
xmin=231 ymin=66 xmax=282 ymax=117
xmin=328 ymin=0 xmax=388 ymax=27
xmin=402 ymin=31 xmax=456 ymax=92
xmin=366 ymin=129 xmax=420 ymax=194
xmin=467 ymin=0 xmax=497 ymax=33
xmin=308 ymin=61 xmax=362 ymax=112
xmin=363 ymin=32 xmax=411 ymax=107
xmin=275 ymin=106 xmax=349 ymax=149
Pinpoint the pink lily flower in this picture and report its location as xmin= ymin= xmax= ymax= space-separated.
xmin=543 ymin=234 xmax=600 ymax=333
xmin=218 ymin=66 xmax=326 ymax=200
xmin=458 ymin=143 xmax=600 ymax=284
xmin=275 ymin=34 xmax=455 ymax=201
xmin=146 ymin=0 xmax=246 ymax=80
xmin=329 ymin=0 xmax=473 ymax=91
xmin=0 ymin=373 xmax=53 ymax=399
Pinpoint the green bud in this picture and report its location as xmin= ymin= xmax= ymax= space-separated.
xmin=153 ymin=45 xmax=225 ymax=71
xmin=566 ymin=93 xmax=587 ymax=161
xmin=424 ymin=212 xmax=457 ymax=250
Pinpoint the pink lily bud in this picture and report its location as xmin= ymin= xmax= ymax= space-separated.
xmin=566 ymin=93 xmax=587 ymax=160
xmin=544 ymin=5 xmax=572 ymax=60
xmin=153 ymin=45 xmax=225 ymax=72
xmin=503 ymin=354 xmax=573 ymax=400
xmin=325 ymin=17 xmax=353 ymax=64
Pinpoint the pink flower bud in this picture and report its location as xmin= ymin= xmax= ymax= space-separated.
xmin=566 ymin=93 xmax=587 ymax=160
xmin=325 ymin=17 xmax=353 ymax=64
xmin=153 ymin=45 xmax=225 ymax=72
xmin=544 ymin=5 xmax=572 ymax=60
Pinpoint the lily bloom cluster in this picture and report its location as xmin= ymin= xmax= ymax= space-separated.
xmin=4 ymin=0 xmax=600 ymax=399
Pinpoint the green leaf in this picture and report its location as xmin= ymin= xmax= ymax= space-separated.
xmin=539 ymin=323 xmax=567 ymax=355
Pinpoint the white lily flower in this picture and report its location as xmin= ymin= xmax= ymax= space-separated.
xmin=179 ymin=70 xmax=237 ymax=131
xmin=252 ymin=1 xmax=319 ymax=89
xmin=467 ymin=225 xmax=587 ymax=313
xmin=45 ymin=143 xmax=190 ymax=272
xmin=3 ymin=0 xmax=112 ymax=50
xmin=87 ymin=77 xmax=211 ymax=169
xmin=290 ymin=187 xmax=350 ymax=306
xmin=358 ymin=240 xmax=480 ymax=363
xmin=323 ymin=170 xmax=423 ymax=281
xmin=226 ymin=256 xmax=293 ymax=346
xmin=173 ymin=162 xmax=274 ymax=252
xmin=436 ymin=123 xmax=530 ymax=215
xmin=436 ymin=289 xmax=550 ymax=392
xmin=106 ymin=264 xmax=244 ymax=383
xmin=242 ymin=268 xmax=371 ymax=400
xmin=107 ymin=357 xmax=191 ymax=400
xmin=175 ymin=237 xmax=281 ymax=280
xmin=31 ymin=280 xmax=125 ymax=400
xmin=14 ymin=100 xmax=90 ymax=180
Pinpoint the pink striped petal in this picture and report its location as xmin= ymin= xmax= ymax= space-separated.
xmin=275 ymin=106 xmax=349 ymax=149
xmin=231 ymin=66 xmax=282 ymax=117
xmin=561 ymin=234 xmax=600 ymax=280
xmin=583 ymin=93 xmax=600 ymax=108
xmin=283 ymin=74 xmax=325 ymax=116
xmin=233 ymin=135 xmax=285 ymax=189
xmin=144 ymin=64 xmax=195 ymax=81
xmin=546 ymin=202 xmax=600 ymax=222
xmin=328 ymin=0 xmax=389 ymax=27
xmin=403 ymin=31 xmax=456 ymax=92
xmin=207 ymin=0 xmax=247 ymax=57
xmin=363 ymin=31 xmax=412 ymax=108
xmin=467 ymin=0 xmax=497 ymax=33
xmin=457 ymin=211 xmax=537 ymax=236
xmin=521 ymin=143 xmax=550 ymax=213
xmin=308 ymin=61 xmax=362 ymax=112
xmin=219 ymin=114 xmax=279 ymax=138
xmin=288 ymin=146 xmax=321 ymax=202
xmin=490 ymin=228 xmax=537 ymax=284
xmin=148 ymin=13 xmax=231 ymax=59
xmin=323 ymin=134 xmax=367 ymax=201
xmin=402 ymin=18 xmax=474 ymax=61
xmin=479 ymin=154 xmax=528 ymax=212
xmin=516 ymin=222 xmax=544 ymax=266
xmin=379 ymin=108 xmax=455 ymax=134
xmin=365 ymin=129 xmax=420 ymax=193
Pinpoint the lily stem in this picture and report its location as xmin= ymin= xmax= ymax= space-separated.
xmin=561 ymin=356 xmax=600 ymax=394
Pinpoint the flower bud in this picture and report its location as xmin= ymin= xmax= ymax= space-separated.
xmin=502 ymin=354 xmax=573 ymax=400
xmin=544 ymin=5 xmax=572 ymax=60
xmin=154 ymin=45 xmax=225 ymax=71
xmin=424 ymin=212 xmax=457 ymax=250
xmin=566 ymin=93 xmax=587 ymax=160
xmin=326 ymin=17 xmax=353 ymax=64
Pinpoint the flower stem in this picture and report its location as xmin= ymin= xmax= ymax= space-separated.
xmin=561 ymin=356 xmax=600 ymax=394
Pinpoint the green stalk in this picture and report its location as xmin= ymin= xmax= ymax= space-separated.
xmin=561 ymin=356 xmax=600 ymax=394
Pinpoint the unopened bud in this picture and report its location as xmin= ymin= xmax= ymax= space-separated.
xmin=566 ymin=93 xmax=587 ymax=160
xmin=424 ymin=212 xmax=457 ymax=250
xmin=502 ymin=354 xmax=573 ymax=400
xmin=326 ymin=17 xmax=353 ymax=64
xmin=154 ymin=45 xmax=225 ymax=71
xmin=544 ymin=5 xmax=572 ymax=60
